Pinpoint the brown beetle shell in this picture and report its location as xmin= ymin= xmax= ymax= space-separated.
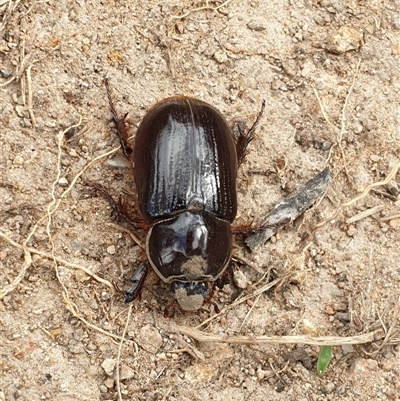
xmin=134 ymin=97 xmax=238 ymax=223
xmin=133 ymin=97 xmax=237 ymax=285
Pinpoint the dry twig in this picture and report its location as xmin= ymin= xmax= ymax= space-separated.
xmin=0 ymin=231 xmax=114 ymax=293
xmin=116 ymin=303 xmax=133 ymax=401
xmin=61 ymin=291 xmax=134 ymax=342
xmin=313 ymin=87 xmax=336 ymax=134
xmin=170 ymin=0 xmax=234 ymax=20
xmin=238 ymin=293 xmax=261 ymax=332
xmin=371 ymin=296 xmax=400 ymax=354
xmin=0 ymin=235 xmax=31 ymax=300
xmin=196 ymin=277 xmax=283 ymax=329
xmin=314 ymin=160 xmax=400 ymax=230
xmin=0 ymin=51 xmax=31 ymax=87
xmin=314 ymin=60 xmax=361 ymax=178
xmin=0 ymin=119 xmax=120 ymax=300
xmin=41 ymin=122 xmax=130 ymax=342
xmin=338 ymin=59 xmax=361 ymax=145
xmin=0 ymin=0 xmax=22 ymax=32
xmin=380 ymin=213 xmax=400 ymax=222
xmin=346 ymin=204 xmax=384 ymax=224
xmin=166 ymin=323 xmax=390 ymax=346
xmin=232 ymin=252 xmax=266 ymax=274
xmin=26 ymin=61 xmax=38 ymax=127
xmin=106 ymin=222 xmax=143 ymax=248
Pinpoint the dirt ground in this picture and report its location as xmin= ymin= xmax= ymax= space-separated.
xmin=1 ymin=0 xmax=400 ymax=400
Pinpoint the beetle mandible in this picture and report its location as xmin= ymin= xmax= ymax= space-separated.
xmin=98 ymin=80 xmax=265 ymax=312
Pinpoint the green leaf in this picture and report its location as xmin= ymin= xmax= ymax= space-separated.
xmin=317 ymin=346 xmax=332 ymax=374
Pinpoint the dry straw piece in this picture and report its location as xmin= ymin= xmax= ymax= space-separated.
xmin=169 ymin=324 xmax=385 ymax=346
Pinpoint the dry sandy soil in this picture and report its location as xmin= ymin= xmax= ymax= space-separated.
xmin=1 ymin=0 xmax=400 ymax=400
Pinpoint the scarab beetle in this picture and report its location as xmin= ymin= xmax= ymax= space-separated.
xmin=99 ymin=80 xmax=265 ymax=312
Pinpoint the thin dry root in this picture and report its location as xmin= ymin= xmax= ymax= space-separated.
xmin=26 ymin=61 xmax=38 ymax=128
xmin=0 ymin=238 xmax=31 ymax=300
xmin=116 ymin=303 xmax=134 ymax=401
xmin=314 ymin=160 xmax=400 ymax=231
xmin=169 ymin=324 xmax=386 ymax=346
xmin=170 ymin=0 xmax=234 ymax=20
xmin=0 ymin=231 xmax=114 ymax=292
xmin=346 ymin=204 xmax=384 ymax=224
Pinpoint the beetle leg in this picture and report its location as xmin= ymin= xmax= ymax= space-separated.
xmin=232 ymin=217 xmax=290 ymax=236
xmin=164 ymin=299 xmax=178 ymax=318
xmin=124 ymin=263 xmax=148 ymax=303
xmin=86 ymin=182 xmax=148 ymax=230
xmin=236 ymin=100 xmax=266 ymax=166
xmin=104 ymin=77 xmax=133 ymax=160
xmin=215 ymin=262 xmax=233 ymax=289
xmin=247 ymin=217 xmax=290 ymax=236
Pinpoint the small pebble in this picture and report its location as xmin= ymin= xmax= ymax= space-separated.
xmin=387 ymin=181 xmax=399 ymax=197
xmin=214 ymin=50 xmax=228 ymax=64
xmin=13 ymin=155 xmax=24 ymax=166
xmin=104 ymin=378 xmax=115 ymax=389
xmin=336 ymin=312 xmax=351 ymax=322
xmin=350 ymin=358 xmax=378 ymax=378
xmin=369 ymin=154 xmax=380 ymax=162
xmin=327 ymin=26 xmax=363 ymax=54
xmin=58 ymin=177 xmax=69 ymax=186
xmin=314 ymin=15 xmax=325 ymax=26
xmin=346 ymin=226 xmax=357 ymax=237
xmin=325 ymin=305 xmax=335 ymax=315
xmin=353 ymin=121 xmax=364 ymax=134
xmin=98 ymin=384 xmax=108 ymax=393
xmin=106 ymin=245 xmax=116 ymax=255
xmin=0 ymin=69 xmax=11 ymax=78
xmin=300 ymin=319 xmax=318 ymax=336
xmin=320 ymin=141 xmax=332 ymax=151
xmin=332 ymin=302 xmax=347 ymax=311
xmin=247 ymin=20 xmax=267 ymax=31
xmin=118 ymin=365 xmax=135 ymax=381
xmin=15 ymin=105 xmax=26 ymax=117
xmin=0 ymin=250 xmax=7 ymax=261
xmin=233 ymin=270 xmax=248 ymax=289
xmin=137 ymin=324 xmax=163 ymax=354
xmin=23 ymin=118 xmax=32 ymax=127
xmin=256 ymin=368 xmax=266 ymax=380
xmin=101 ymin=291 xmax=111 ymax=301
xmin=393 ymin=42 xmax=400 ymax=56
xmin=322 ymin=382 xmax=335 ymax=394
xmin=12 ymin=94 xmax=24 ymax=105
xmin=271 ymin=79 xmax=284 ymax=90
xmin=342 ymin=344 xmax=354 ymax=354
xmin=101 ymin=358 xmax=116 ymax=376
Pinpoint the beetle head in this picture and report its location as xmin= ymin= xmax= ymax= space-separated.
xmin=170 ymin=281 xmax=209 ymax=311
xmin=146 ymin=211 xmax=232 ymax=283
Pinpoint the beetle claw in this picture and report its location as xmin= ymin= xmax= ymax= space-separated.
xmin=236 ymin=100 xmax=266 ymax=166
xmin=104 ymin=77 xmax=133 ymax=160
xmin=164 ymin=300 xmax=177 ymax=318
xmin=124 ymin=263 xmax=148 ymax=303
